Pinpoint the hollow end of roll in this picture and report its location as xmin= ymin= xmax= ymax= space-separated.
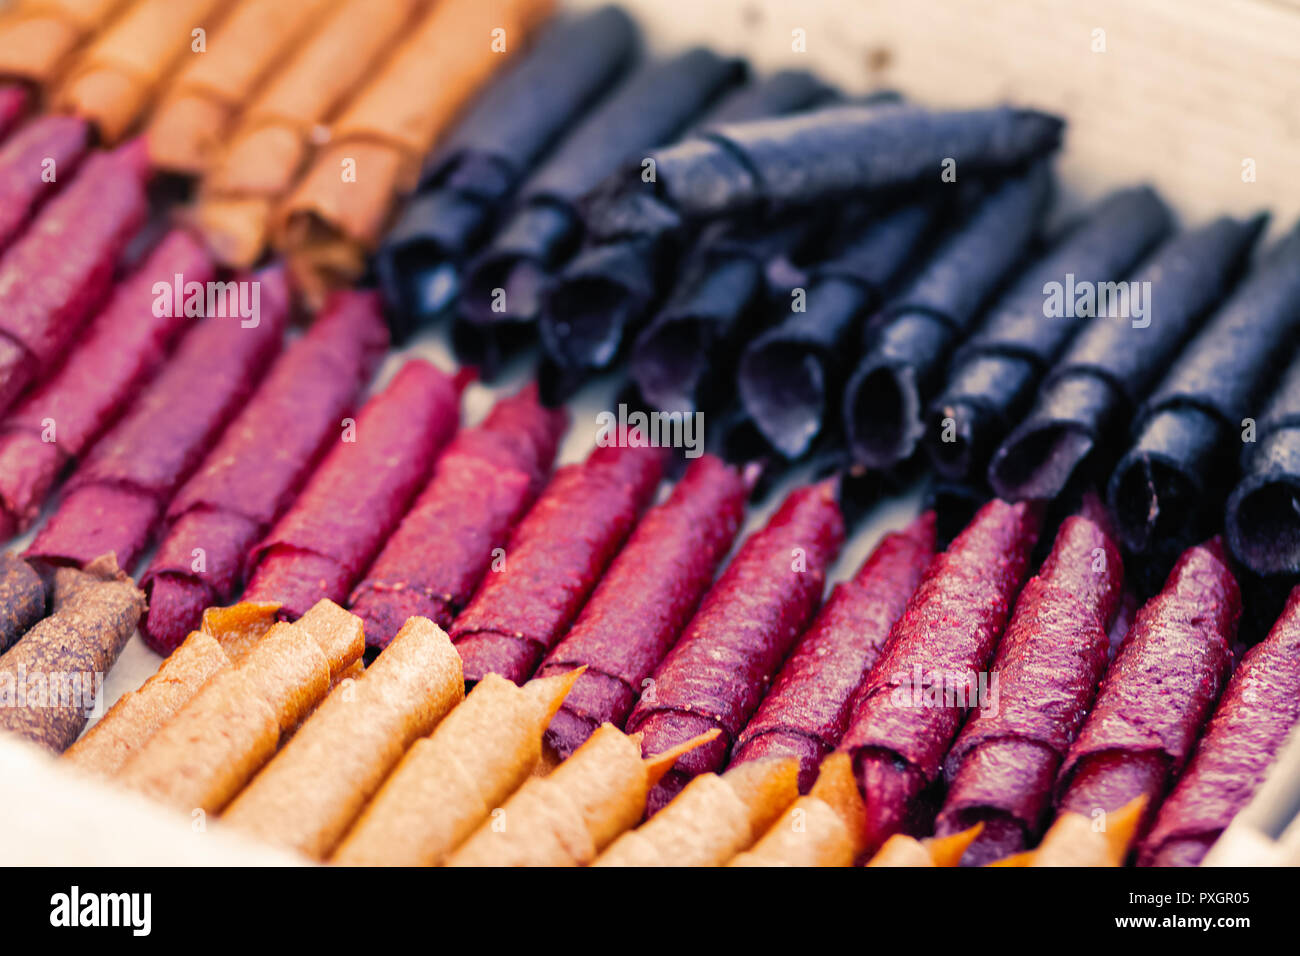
xmin=376 ymin=238 xmax=462 ymax=338
xmin=844 ymin=360 xmax=923 ymax=470
xmin=988 ymin=421 xmax=1095 ymax=503
xmin=738 ymin=341 xmax=825 ymax=460
xmin=1226 ymin=472 xmax=1300 ymax=576
xmin=1108 ymin=451 xmax=1200 ymax=555
xmin=461 ymin=251 xmax=550 ymax=326
xmin=630 ymin=316 xmax=710 ymax=415
xmin=540 ymin=271 xmax=639 ymax=371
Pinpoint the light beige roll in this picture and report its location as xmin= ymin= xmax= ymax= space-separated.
xmin=275 ymin=0 xmax=554 ymax=304
xmin=989 ymin=796 xmax=1148 ymax=867
xmin=115 ymin=668 xmax=280 ymax=814
xmin=866 ymin=824 xmax=985 ymax=867
xmin=54 ymin=0 xmax=234 ymax=143
xmin=729 ymin=753 xmax=867 ymax=867
xmin=115 ymin=599 xmax=364 ymax=813
xmin=193 ymin=0 xmax=423 ymax=267
xmin=64 ymin=631 xmax=231 ymax=776
xmin=146 ymin=0 xmax=338 ymax=174
xmin=594 ymin=758 xmax=799 ymax=867
xmin=331 ymin=669 xmax=581 ymax=866
xmin=198 ymin=601 xmax=280 ymax=663
xmin=445 ymin=724 xmax=719 ymax=867
xmin=0 ymin=0 xmax=131 ymax=87
xmin=221 ymin=617 xmax=464 ymax=859
xmin=294 ymin=597 xmax=365 ymax=680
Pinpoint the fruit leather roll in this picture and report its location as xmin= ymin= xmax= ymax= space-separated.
xmin=866 ymin=825 xmax=984 ymax=867
xmin=26 ymin=267 xmax=288 ymax=572
xmin=145 ymin=0 xmax=338 ymax=175
xmin=454 ymin=48 xmax=743 ymax=373
xmin=626 ymin=478 xmax=844 ymax=815
xmin=194 ymin=0 xmax=423 ymax=268
xmin=736 ymin=200 xmax=944 ymax=459
xmin=594 ymin=758 xmax=798 ymax=866
xmin=1108 ymin=224 xmax=1300 ymax=567
xmin=729 ymin=511 xmax=937 ymax=792
xmin=923 ymin=186 xmax=1173 ymax=484
xmin=536 ymin=70 xmax=841 ymax=377
xmin=0 ymin=141 xmax=149 ymax=415
xmin=580 ymin=104 xmax=1063 ymax=245
xmin=990 ymin=216 xmax=1265 ymax=504
xmin=140 ymin=291 xmax=387 ymax=654
xmin=992 ymin=796 xmax=1147 ymax=867
xmin=729 ymin=752 xmax=866 ymax=866
xmin=0 ymin=230 xmax=210 ymax=540
xmin=630 ymin=214 xmax=829 ymax=415
xmin=843 ymin=164 xmax=1054 ymax=469
xmin=116 ymin=599 xmax=364 ymax=812
xmin=348 ymin=385 xmax=566 ymax=650
xmin=1137 ymin=585 xmax=1300 ymax=867
xmin=243 ymin=359 xmax=461 ymax=620
xmin=277 ymin=0 xmax=556 ymax=306
xmin=332 ymin=669 xmax=581 ymax=865
xmin=446 ymin=723 xmax=718 ymax=866
xmin=1226 ymin=315 xmax=1300 ymax=576
xmin=375 ymin=6 xmax=639 ymax=339
xmin=535 ymin=454 xmax=748 ymax=760
xmin=54 ymin=0 xmax=235 ymax=144
xmin=841 ymin=498 xmax=1041 ymax=854
xmin=0 ymin=115 xmax=91 ymax=252
xmin=450 ymin=442 xmax=666 ymax=686
xmin=0 ymin=552 xmax=45 ymax=653
xmin=62 ymin=602 xmax=278 ymax=776
xmin=0 ymin=555 xmax=144 ymax=753
xmin=1054 ymin=538 xmax=1239 ymax=840
xmin=223 ymin=617 xmax=464 ymax=859
xmin=932 ymin=508 xmax=1124 ymax=866
xmin=0 ymin=0 xmax=130 ymax=88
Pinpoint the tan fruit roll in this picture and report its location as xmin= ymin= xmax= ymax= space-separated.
xmin=114 ymin=599 xmax=364 ymax=814
xmin=988 ymin=796 xmax=1148 ymax=867
xmin=192 ymin=0 xmax=424 ymax=268
xmin=330 ymin=669 xmax=583 ymax=866
xmin=594 ymin=759 xmax=799 ymax=867
xmin=53 ymin=0 xmax=235 ymax=143
xmin=867 ymin=824 xmax=985 ymax=867
xmin=275 ymin=0 xmax=554 ymax=305
xmin=220 ymin=617 xmax=463 ymax=860
xmin=146 ymin=0 xmax=338 ymax=174
xmin=62 ymin=602 xmax=279 ymax=776
xmin=729 ymin=753 xmax=868 ymax=867
xmin=445 ymin=724 xmax=719 ymax=867
xmin=0 ymin=0 xmax=131 ymax=89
